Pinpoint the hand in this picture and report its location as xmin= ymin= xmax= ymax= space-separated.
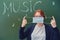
xmin=21 ymin=16 xmax=27 ymax=27
xmin=50 ymin=16 xmax=57 ymax=28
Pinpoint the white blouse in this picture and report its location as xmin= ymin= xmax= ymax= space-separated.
xmin=31 ymin=24 xmax=46 ymax=40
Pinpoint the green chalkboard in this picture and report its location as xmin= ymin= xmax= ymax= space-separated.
xmin=0 ymin=0 xmax=60 ymax=40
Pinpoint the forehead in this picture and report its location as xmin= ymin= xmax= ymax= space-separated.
xmin=34 ymin=12 xmax=41 ymax=16
xmin=34 ymin=10 xmax=45 ymax=17
xmin=35 ymin=12 xmax=41 ymax=14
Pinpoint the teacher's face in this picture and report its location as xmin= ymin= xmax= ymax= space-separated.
xmin=33 ymin=12 xmax=44 ymax=23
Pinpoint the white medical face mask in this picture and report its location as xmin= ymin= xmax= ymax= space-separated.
xmin=32 ymin=17 xmax=44 ymax=23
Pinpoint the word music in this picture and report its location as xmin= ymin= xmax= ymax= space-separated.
xmin=2 ymin=1 xmax=42 ymax=14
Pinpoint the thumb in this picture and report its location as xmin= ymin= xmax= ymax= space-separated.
xmin=23 ymin=16 xmax=26 ymax=19
xmin=52 ymin=16 xmax=55 ymax=20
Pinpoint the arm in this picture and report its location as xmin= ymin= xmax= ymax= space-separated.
xmin=50 ymin=16 xmax=60 ymax=40
xmin=19 ymin=16 xmax=29 ymax=39
xmin=53 ymin=27 xmax=60 ymax=40
xmin=19 ymin=26 xmax=30 ymax=39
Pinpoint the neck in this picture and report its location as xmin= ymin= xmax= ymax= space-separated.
xmin=36 ymin=23 xmax=44 ymax=27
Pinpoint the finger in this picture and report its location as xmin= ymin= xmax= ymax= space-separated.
xmin=52 ymin=16 xmax=55 ymax=20
xmin=23 ymin=16 xmax=26 ymax=19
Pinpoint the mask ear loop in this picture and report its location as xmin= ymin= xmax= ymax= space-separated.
xmin=24 ymin=14 xmax=53 ymax=24
xmin=44 ymin=16 xmax=53 ymax=24
xmin=45 ymin=16 xmax=53 ymax=19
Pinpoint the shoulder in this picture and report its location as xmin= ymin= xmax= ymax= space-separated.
xmin=44 ymin=23 xmax=52 ymax=28
xmin=44 ymin=23 xmax=54 ymax=31
xmin=44 ymin=23 xmax=60 ymax=32
xmin=26 ymin=23 xmax=36 ymax=29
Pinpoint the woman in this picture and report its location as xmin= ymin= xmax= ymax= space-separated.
xmin=19 ymin=9 xmax=60 ymax=40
